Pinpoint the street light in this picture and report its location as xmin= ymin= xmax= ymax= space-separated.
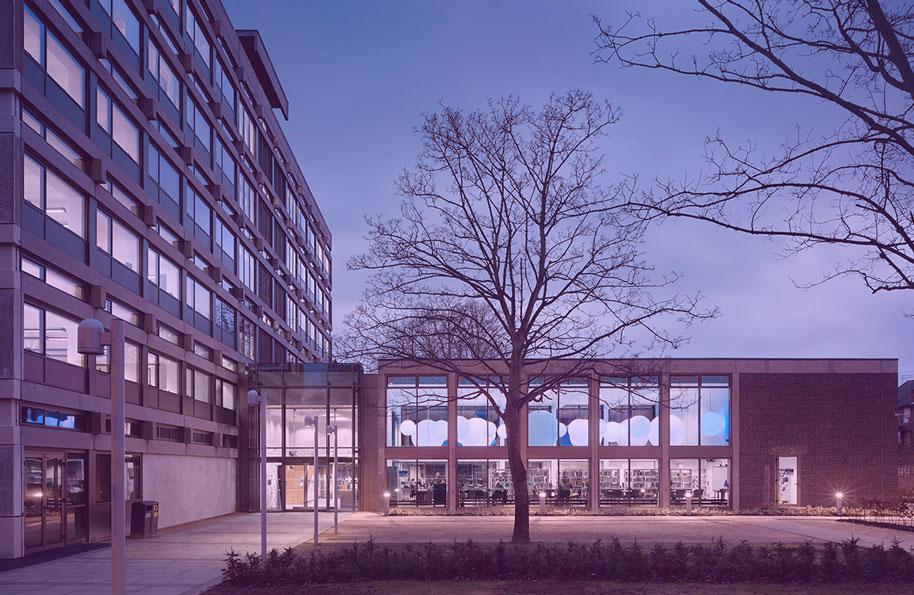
xmin=78 ymin=318 xmax=125 ymax=595
xmin=327 ymin=425 xmax=339 ymax=534
xmin=247 ymin=389 xmax=267 ymax=560
xmin=302 ymin=416 xmax=319 ymax=544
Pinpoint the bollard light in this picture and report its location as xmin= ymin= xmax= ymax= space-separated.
xmin=835 ymin=492 xmax=845 ymax=515
xmin=382 ymin=491 xmax=391 ymax=516
xmin=538 ymin=491 xmax=547 ymax=516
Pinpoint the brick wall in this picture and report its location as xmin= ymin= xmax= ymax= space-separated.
xmin=739 ymin=372 xmax=897 ymax=509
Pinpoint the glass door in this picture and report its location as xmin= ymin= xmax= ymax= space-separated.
xmin=778 ymin=456 xmax=798 ymax=505
xmin=283 ymin=461 xmax=329 ymax=510
xmin=23 ymin=450 xmax=88 ymax=552
xmin=265 ymin=462 xmax=284 ymax=511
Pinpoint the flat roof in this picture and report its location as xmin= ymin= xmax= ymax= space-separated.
xmin=236 ymin=29 xmax=290 ymax=120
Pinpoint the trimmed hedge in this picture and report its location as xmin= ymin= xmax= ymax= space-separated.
xmin=222 ymin=538 xmax=914 ymax=586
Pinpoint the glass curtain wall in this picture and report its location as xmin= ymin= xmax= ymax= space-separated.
xmin=670 ymin=376 xmax=730 ymax=446
xmin=528 ymin=379 xmax=589 ymax=447
xmin=670 ymin=458 xmax=731 ymax=506
xmin=252 ymin=363 xmax=361 ymax=512
xmin=599 ymin=377 xmax=659 ymax=446
xmin=386 ymin=459 xmax=448 ymax=507
xmin=387 ymin=376 xmax=448 ymax=447
xmin=456 ymin=459 xmax=512 ymax=506
xmin=527 ymin=459 xmax=589 ymax=506
xmin=456 ymin=378 xmax=506 ymax=447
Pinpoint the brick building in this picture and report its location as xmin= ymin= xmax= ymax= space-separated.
xmin=1 ymin=0 xmax=332 ymax=559
xmin=346 ymin=358 xmax=898 ymax=513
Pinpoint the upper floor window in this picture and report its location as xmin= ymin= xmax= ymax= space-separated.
xmin=528 ymin=378 xmax=589 ymax=447
xmin=147 ymin=40 xmax=180 ymax=109
xmin=237 ymin=103 xmax=256 ymax=155
xmin=185 ymin=184 xmax=212 ymax=242
xmin=98 ymin=0 xmax=140 ymax=55
xmin=23 ymin=303 xmax=85 ymax=367
xmin=24 ymin=154 xmax=85 ymax=238
xmin=96 ymin=87 xmax=140 ymax=163
xmin=147 ymin=351 xmax=179 ymax=393
xmin=186 ymin=274 xmax=211 ymax=319
xmin=599 ymin=377 xmax=659 ymax=447
xmin=670 ymin=376 xmax=730 ymax=446
xmin=146 ymin=247 xmax=180 ymax=299
xmin=22 ymin=107 xmax=84 ymax=171
xmin=386 ymin=376 xmax=448 ymax=447
xmin=185 ymin=4 xmax=211 ymax=68
xmin=24 ymin=5 xmax=86 ymax=108
xmin=238 ymin=174 xmax=256 ymax=223
xmin=185 ymin=94 xmax=211 ymax=154
xmin=21 ymin=255 xmax=83 ymax=300
xmin=147 ymin=144 xmax=180 ymax=209
xmin=214 ymin=57 xmax=236 ymax=116
xmin=96 ymin=209 xmax=140 ymax=273
xmin=456 ymin=378 xmax=507 ymax=446
xmin=213 ymin=135 xmax=237 ymax=189
xmin=185 ymin=367 xmax=211 ymax=403
xmin=216 ymin=378 xmax=236 ymax=410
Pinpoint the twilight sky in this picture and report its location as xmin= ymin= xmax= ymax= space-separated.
xmin=223 ymin=0 xmax=911 ymax=379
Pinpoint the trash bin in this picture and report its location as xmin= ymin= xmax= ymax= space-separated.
xmin=130 ymin=500 xmax=159 ymax=538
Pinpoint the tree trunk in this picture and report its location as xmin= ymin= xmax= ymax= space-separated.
xmin=504 ymin=406 xmax=529 ymax=543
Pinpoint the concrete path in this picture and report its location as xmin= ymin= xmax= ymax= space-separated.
xmin=319 ymin=513 xmax=914 ymax=549
xmin=0 ymin=511 xmax=343 ymax=595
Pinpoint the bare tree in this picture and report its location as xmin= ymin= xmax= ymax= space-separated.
xmin=594 ymin=0 xmax=914 ymax=297
xmin=341 ymin=90 xmax=710 ymax=542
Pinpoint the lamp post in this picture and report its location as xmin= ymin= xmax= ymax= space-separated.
xmin=327 ymin=425 xmax=339 ymax=534
xmin=302 ymin=416 xmax=319 ymax=544
xmin=247 ymin=389 xmax=267 ymax=560
xmin=78 ymin=318 xmax=125 ymax=595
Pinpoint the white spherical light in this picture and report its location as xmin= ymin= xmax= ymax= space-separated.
xmin=399 ymin=419 xmax=417 ymax=438
xmin=567 ymin=418 xmax=588 ymax=446
xmin=629 ymin=415 xmax=651 ymax=438
xmin=456 ymin=415 xmax=471 ymax=443
xmin=648 ymin=417 xmax=660 ymax=445
xmin=701 ymin=411 xmax=726 ymax=436
xmin=496 ymin=423 xmax=508 ymax=440
xmin=464 ymin=417 xmax=489 ymax=446
xmin=605 ymin=421 xmax=620 ymax=444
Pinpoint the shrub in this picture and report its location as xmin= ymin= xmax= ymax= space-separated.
xmin=220 ymin=538 xmax=914 ymax=587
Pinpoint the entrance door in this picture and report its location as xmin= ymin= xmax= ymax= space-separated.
xmin=283 ymin=461 xmax=329 ymax=510
xmin=23 ymin=450 xmax=87 ymax=551
xmin=265 ymin=462 xmax=284 ymax=511
xmin=777 ymin=456 xmax=798 ymax=505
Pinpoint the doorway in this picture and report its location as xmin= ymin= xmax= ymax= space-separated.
xmin=777 ymin=456 xmax=798 ymax=505
xmin=24 ymin=450 xmax=88 ymax=552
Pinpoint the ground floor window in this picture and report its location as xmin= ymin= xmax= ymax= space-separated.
xmin=456 ymin=460 xmax=513 ymax=506
xmin=670 ymin=458 xmax=730 ymax=506
xmin=527 ymin=459 xmax=589 ymax=506
xmin=599 ymin=459 xmax=659 ymax=505
xmin=386 ymin=459 xmax=448 ymax=507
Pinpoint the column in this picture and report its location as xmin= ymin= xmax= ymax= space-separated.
xmin=588 ymin=376 xmax=599 ymax=510
xmin=447 ymin=373 xmax=457 ymax=511
xmin=730 ymin=373 xmax=740 ymax=511
xmin=659 ymin=372 xmax=671 ymax=510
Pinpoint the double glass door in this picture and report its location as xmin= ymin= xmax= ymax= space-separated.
xmin=24 ymin=450 xmax=87 ymax=551
xmin=265 ymin=459 xmax=356 ymax=511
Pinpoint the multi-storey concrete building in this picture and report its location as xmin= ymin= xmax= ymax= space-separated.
xmin=0 ymin=0 xmax=332 ymax=558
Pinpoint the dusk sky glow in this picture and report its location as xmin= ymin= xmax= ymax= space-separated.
xmin=224 ymin=0 xmax=911 ymax=377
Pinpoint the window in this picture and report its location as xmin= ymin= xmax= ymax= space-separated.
xmin=24 ymin=5 xmax=86 ymax=108
xmin=185 ymin=184 xmax=211 ymax=241
xmin=385 ymin=459 xmax=448 ymax=507
xmin=186 ymin=274 xmax=211 ymax=318
xmin=528 ymin=378 xmax=589 ymax=447
xmin=185 ymin=367 xmax=211 ymax=403
xmin=386 ymin=376 xmax=448 ymax=447
xmin=237 ymin=103 xmax=256 ymax=154
xmin=670 ymin=458 xmax=730 ymax=506
xmin=670 ymin=376 xmax=730 ymax=446
xmin=96 ymin=210 xmax=140 ymax=272
xmin=213 ymin=57 xmax=236 ymax=116
xmin=146 ymin=247 xmax=180 ymax=299
xmin=214 ymin=298 xmax=236 ymax=348
xmin=147 ymin=144 xmax=180 ymax=209
xmin=155 ymin=322 xmax=180 ymax=345
xmin=184 ymin=4 xmax=211 ymax=67
xmin=96 ymin=340 xmax=140 ymax=383
xmin=96 ymin=87 xmax=140 ymax=163
xmin=104 ymin=298 xmax=141 ymax=326
xmin=214 ymin=217 xmax=236 ymax=266
xmin=527 ymin=459 xmax=589 ymax=506
xmin=216 ymin=378 xmax=236 ymax=410
xmin=599 ymin=376 xmax=659 ymax=446
xmin=97 ymin=454 xmax=141 ymax=502
xmin=24 ymin=154 xmax=85 ymax=237
xmin=98 ymin=0 xmax=140 ymax=54
xmin=239 ymin=316 xmax=255 ymax=360
xmin=23 ymin=303 xmax=85 ymax=367
xmin=221 ymin=356 xmax=237 ymax=372
xmin=192 ymin=341 xmax=212 ymax=360
xmin=22 ymin=108 xmax=84 ymax=170
xmin=146 ymin=352 xmax=179 ymax=393
xmin=238 ymin=245 xmax=256 ymax=292
xmin=599 ymin=459 xmax=659 ymax=505
xmin=456 ymin=378 xmax=506 ymax=446
xmin=21 ymin=406 xmax=86 ymax=431
xmin=213 ymin=136 xmax=236 ymax=188
xmin=185 ymin=94 xmax=211 ymax=152
xmin=21 ymin=255 xmax=83 ymax=299
xmin=147 ymin=40 xmax=180 ymax=108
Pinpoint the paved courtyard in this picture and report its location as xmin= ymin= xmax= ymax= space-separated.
xmin=0 ymin=511 xmax=341 ymax=595
xmin=318 ymin=512 xmax=914 ymax=549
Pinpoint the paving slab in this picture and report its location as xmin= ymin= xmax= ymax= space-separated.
xmin=0 ymin=511 xmax=342 ymax=595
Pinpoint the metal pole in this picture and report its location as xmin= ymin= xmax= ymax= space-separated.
xmin=313 ymin=421 xmax=319 ymax=545
xmin=260 ymin=395 xmax=267 ymax=560
xmin=333 ymin=429 xmax=339 ymax=534
xmin=110 ymin=320 xmax=126 ymax=595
